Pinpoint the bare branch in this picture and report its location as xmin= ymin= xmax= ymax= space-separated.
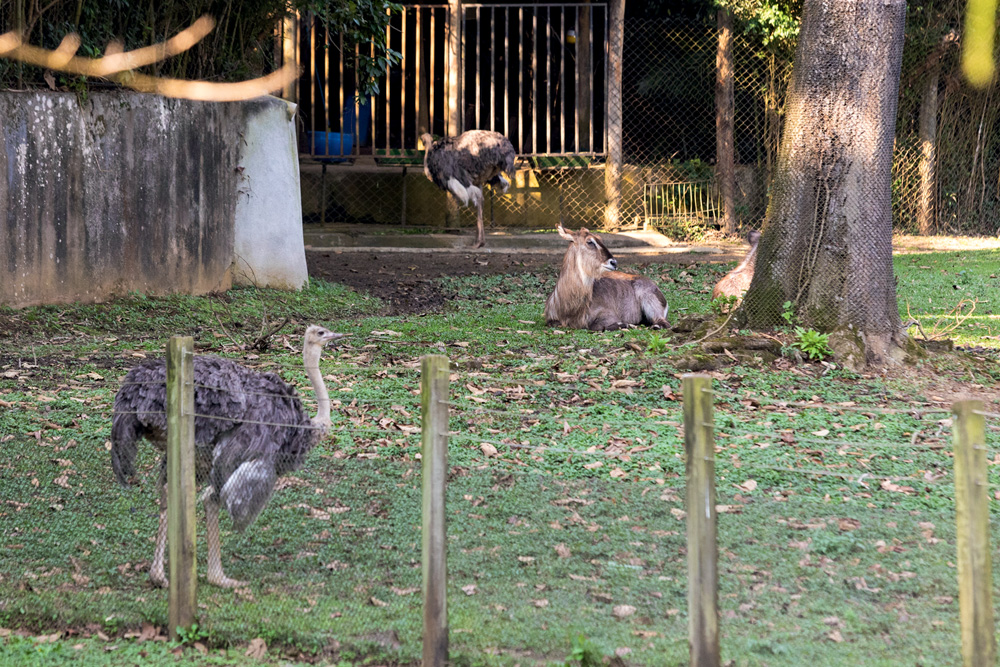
xmin=0 ymin=15 xmax=297 ymax=102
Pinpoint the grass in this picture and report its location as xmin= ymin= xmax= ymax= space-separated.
xmin=1 ymin=245 xmax=998 ymax=666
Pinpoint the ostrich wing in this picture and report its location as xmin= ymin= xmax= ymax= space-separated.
xmin=112 ymin=357 xmax=250 ymax=482
xmin=451 ymin=130 xmax=515 ymax=184
xmin=208 ymin=371 xmax=314 ymax=531
xmin=426 ymin=130 xmax=515 ymax=190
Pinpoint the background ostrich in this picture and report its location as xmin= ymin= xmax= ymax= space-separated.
xmin=111 ymin=325 xmax=345 ymax=588
xmin=420 ymin=130 xmax=516 ymax=248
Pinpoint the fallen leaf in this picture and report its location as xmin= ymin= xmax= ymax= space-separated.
xmin=735 ymin=479 xmax=757 ymax=493
xmin=480 ymin=443 xmax=498 ymax=457
xmin=554 ymin=543 xmax=571 ymax=558
xmin=827 ymin=630 xmax=844 ymax=643
xmin=612 ymin=605 xmax=636 ymax=618
xmin=811 ymin=429 xmax=830 ymax=437
xmin=533 ymin=599 xmax=549 ymax=608
xmin=461 ymin=584 xmax=478 ymax=596
xmin=245 ymin=638 xmax=267 ymax=659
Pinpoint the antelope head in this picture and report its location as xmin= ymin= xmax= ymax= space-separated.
xmin=557 ymin=224 xmax=618 ymax=283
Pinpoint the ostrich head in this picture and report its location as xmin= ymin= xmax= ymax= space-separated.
xmin=303 ymin=325 xmax=346 ymax=430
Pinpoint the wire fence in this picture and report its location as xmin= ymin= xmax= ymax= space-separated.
xmin=298 ymin=12 xmax=1000 ymax=247
xmin=2 ymin=341 xmax=997 ymax=662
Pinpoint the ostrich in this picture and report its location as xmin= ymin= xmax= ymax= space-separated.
xmin=111 ymin=325 xmax=345 ymax=588
xmin=420 ymin=130 xmax=516 ymax=248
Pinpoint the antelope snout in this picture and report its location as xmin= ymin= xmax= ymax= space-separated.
xmin=603 ymin=258 xmax=618 ymax=271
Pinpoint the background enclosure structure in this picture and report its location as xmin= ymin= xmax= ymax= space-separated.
xmin=295 ymin=6 xmax=1000 ymax=239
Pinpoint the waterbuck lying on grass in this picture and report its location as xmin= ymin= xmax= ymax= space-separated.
xmin=544 ymin=225 xmax=670 ymax=331
xmin=712 ymin=230 xmax=761 ymax=304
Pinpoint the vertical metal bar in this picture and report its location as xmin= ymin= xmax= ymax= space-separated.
xmin=503 ymin=7 xmax=509 ymax=137
xmin=338 ymin=32 xmax=345 ymax=154
xmin=415 ymin=7 xmax=422 ymax=138
xmin=402 ymin=7 xmax=409 ymax=148
xmin=573 ymin=6 xmax=580 ymax=153
xmin=559 ymin=7 xmax=566 ymax=153
xmin=518 ymin=6 xmax=524 ymax=151
xmin=490 ymin=7 xmax=496 ymax=131
xmin=309 ymin=16 xmax=318 ymax=155
xmin=354 ymin=41 xmax=361 ymax=154
xmin=385 ymin=8 xmax=392 ymax=152
xmin=475 ymin=6 xmax=480 ymax=130
xmin=532 ymin=7 xmax=538 ymax=153
xmin=430 ymin=9 xmax=437 ymax=134
xmin=545 ymin=6 xmax=551 ymax=154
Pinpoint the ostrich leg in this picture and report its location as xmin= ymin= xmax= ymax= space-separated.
xmin=149 ymin=483 xmax=169 ymax=588
xmin=473 ymin=200 xmax=486 ymax=248
xmin=205 ymin=495 xmax=246 ymax=588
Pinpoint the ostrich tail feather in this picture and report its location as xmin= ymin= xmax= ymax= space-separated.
xmin=110 ymin=408 xmax=141 ymax=485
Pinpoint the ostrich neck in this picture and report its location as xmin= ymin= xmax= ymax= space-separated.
xmin=303 ymin=344 xmax=331 ymax=428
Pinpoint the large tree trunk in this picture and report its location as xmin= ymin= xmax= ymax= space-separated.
xmin=743 ymin=0 xmax=907 ymax=365
xmin=715 ymin=7 xmax=736 ymax=236
xmin=603 ymin=0 xmax=625 ymax=231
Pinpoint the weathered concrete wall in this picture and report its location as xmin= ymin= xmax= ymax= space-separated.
xmin=1 ymin=91 xmax=246 ymax=307
xmin=233 ymin=99 xmax=308 ymax=290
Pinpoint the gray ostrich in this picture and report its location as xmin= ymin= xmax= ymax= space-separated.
xmin=420 ymin=130 xmax=516 ymax=248
xmin=111 ymin=325 xmax=345 ymax=588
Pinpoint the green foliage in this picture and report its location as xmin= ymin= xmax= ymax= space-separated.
xmin=293 ymin=0 xmax=403 ymax=97
xmin=780 ymin=300 xmax=796 ymax=325
xmin=711 ymin=294 xmax=740 ymax=315
xmin=790 ymin=326 xmax=832 ymax=360
xmin=175 ymin=623 xmax=209 ymax=645
xmin=561 ymin=634 xmax=605 ymax=666
xmin=720 ymin=0 xmax=802 ymax=55
xmin=647 ymin=332 xmax=670 ymax=354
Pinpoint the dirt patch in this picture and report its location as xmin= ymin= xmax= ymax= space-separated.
xmin=306 ymin=248 xmax=734 ymax=315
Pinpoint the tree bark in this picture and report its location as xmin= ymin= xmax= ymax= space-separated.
xmin=603 ymin=0 xmax=625 ymax=231
xmin=917 ymin=65 xmax=938 ymax=235
xmin=743 ymin=0 xmax=907 ymax=365
xmin=917 ymin=32 xmax=957 ymax=236
xmin=715 ymin=7 xmax=736 ymax=236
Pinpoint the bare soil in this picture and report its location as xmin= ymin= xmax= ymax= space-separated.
xmin=305 ymin=248 xmax=731 ymax=315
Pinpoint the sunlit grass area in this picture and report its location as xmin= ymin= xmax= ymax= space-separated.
xmin=1 ymin=242 xmax=998 ymax=666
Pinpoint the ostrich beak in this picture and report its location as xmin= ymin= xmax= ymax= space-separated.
xmin=324 ymin=332 xmax=348 ymax=345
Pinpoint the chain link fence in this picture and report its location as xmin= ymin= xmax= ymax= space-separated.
xmin=301 ymin=11 xmax=1000 ymax=244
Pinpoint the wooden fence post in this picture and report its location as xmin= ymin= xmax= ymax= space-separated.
xmin=166 ymin=336 xmax=197 ymax=641
xmin=421 ymin=355 xmax=450 ymax=667
xmin=683 ymin=373 xmax=719 ymax=667
xmin=953 ymin=399 xmax=994 ymax=667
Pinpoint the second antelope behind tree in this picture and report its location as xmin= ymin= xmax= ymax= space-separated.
xmin=544 ymin=225 xmax=670 ymax=331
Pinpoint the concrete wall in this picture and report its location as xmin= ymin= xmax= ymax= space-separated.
xmin=233 ymin=99 xmax=308 ymax=290
xmin=0 ymin=92 xmax=306 ymax=308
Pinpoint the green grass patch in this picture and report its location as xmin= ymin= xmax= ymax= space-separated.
xmin=1 ymin=249 xmax=998 ymax=665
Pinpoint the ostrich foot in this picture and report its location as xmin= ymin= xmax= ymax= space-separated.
xmin=207 ymin=572 xmax=247 ymax=589
xmin=149 ymin=566 xmax=168 ymax=588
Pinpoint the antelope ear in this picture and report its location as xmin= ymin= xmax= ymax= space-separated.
xmin=557 ymin=224 xmax=575 ymax=241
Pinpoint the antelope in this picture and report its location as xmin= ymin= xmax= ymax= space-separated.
xmin=712 ymin=230 xmax=761 ymax=303
xmin=544 ymin=225 xmax=670 ymax=331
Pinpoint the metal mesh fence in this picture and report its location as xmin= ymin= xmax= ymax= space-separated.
xmin=3 ymin=340 xmax=994 ymax=662
xmin=299 ymin=9 xmax=1000 ymax=249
